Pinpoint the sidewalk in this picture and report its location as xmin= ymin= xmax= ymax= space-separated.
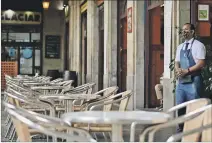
xmin=1 ymin=96 xmax=176 ymax=142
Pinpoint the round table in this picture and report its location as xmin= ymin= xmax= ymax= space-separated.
xmin=39 ymin=94 xmax=100 ymax=112
xmin=61 ymin=111 xmax=171 ymax=142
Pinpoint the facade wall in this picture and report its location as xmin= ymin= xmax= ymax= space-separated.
xmin=66 ymin=0 xmax=194 ymax=110
xmin=103 ymin=1 xmax=118 ymax=89
xmin=67 ymin=0 xmax=146 ymax=109
xmin=42 ymin=0 xmax=65 ymax=75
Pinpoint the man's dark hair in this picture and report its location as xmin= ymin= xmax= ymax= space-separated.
xmin=184 ymin=23 xmax=195 ymax=31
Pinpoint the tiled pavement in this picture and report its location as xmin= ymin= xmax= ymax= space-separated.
xmin=1 ymin=95 xmax=175 ymax=142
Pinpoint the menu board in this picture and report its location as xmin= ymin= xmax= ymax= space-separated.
xmin=45 ymin=35 xmax=60 ymax=58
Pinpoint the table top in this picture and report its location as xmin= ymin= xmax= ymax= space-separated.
xmin=62 ymin=111 xmax=171 ymax=125
xmin=39 ymin=94 xmax=100 ymax=100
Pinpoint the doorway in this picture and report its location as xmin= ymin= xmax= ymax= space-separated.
xmin=1 ymin=43 xmax=41 ymax=75
xmin=119 ymin=17 xmax=127 ymax=92
xmin=1 ymin=25 xmax=42 ymax=75
xmin=117 ymin=0 xmax=127 ymax=92
xmin=147 ymin=4 xmax=164 ymax=108
xmin=98 ymin=4 xmax=104 ymax=91
xmin=80 ymin=11 xmax=87 ymax=84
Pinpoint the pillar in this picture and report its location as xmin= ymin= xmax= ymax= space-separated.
xmin=126 ymin=1 xmax=145 ymax=110
xmin=103 ymin=1 xmax=118 ymax=88
xmin=87 ymin=0 xmax=99 ymax=91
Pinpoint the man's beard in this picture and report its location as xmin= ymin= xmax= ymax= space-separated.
xmin=183 ymin=32 xmax=190 ymax=39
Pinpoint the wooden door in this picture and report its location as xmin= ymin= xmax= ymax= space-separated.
xmin=81 ymin=12 xmax=87 ymax=84
xmin=119 ymin=17 xmax=127 ymax=92
xmin=98 ymin=5 xmax=104 ymax=91
xmin=149 ymin=6 xmax=164 ymax=107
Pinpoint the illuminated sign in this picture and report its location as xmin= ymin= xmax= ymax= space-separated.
xmin=1 ymin=10 xmax=41 ymax=25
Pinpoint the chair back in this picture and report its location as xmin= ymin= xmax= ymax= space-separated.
xmin=51 ymin=78 xmax=64 ymax=83
xmin=62 ymin=83 xmax=96 ymax=94
xmin=166 ymin=105 xmax=212 ymax=142
xmin=4 ymin=97 xmax=32 ymax=141
xmin=103 ymin=90 xmax=132 ymax=111
xmin=201 ymin=104 xmax=212 ymax=142
xmin=182 ymin=98 xmax=211 ymax=142
xmin=118 ymin=90 xmax=133 ymax=111
xmin=4 ymin=102 xmax=96 ymax=142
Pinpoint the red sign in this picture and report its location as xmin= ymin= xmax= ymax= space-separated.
xmin=127 ymin=7 xmax=132 ymax=33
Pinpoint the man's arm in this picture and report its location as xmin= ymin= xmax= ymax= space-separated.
xmin=189 ymin=43 xmax=206 ymax=72
xmin=189 ymin=59 xmax=205 ymax=72
xmin=175 ymin=62 xmax=180 ymax=71
xmin=175 ymin=46 xmax=181 ymax=76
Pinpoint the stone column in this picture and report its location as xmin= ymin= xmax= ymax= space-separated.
xmin=68 ymin=0 xmax=74 ymax=71
xmin=74 ymin=1 xmax=81 ymax=85
xmin=68 ymin=1 xmax=81 ymax=85
xmin=87 ymin=0 xmax=99 ymax=91
xmin=126 ymin=1 xmax=145 ymax=110
xmin=134 ymin=1 xmax=145 ymax=110
xmin=103 ymin=1 xmax=118 ymax=88
xmin=126 ymin=1 xmax=135 ymax=110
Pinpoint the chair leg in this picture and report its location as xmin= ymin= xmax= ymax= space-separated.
xmin=92 ymin=133 xmax=98 ymax=141
xmin=108 ymin=132 xmax=112 ymax=141
xmin=5 ymin=122 xmax=13 ymax=138
xmin=5 ymin=115 xmax=11 ymax=125
xmin=11 ymin=130 xmax=17 ymax=141
xmin=102 ymin=132 xmax=108 ymax=141
xmin=9 ymin=127 xmax=16 ymax=141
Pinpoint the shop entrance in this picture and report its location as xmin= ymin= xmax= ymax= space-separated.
xmin=1 ymin=25 xmax=42 ymax=75
xmin=145 ymin=1 xmax=164 ymax=108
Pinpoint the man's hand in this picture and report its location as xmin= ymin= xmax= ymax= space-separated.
xmin=176 ymin=68 xmax=189 ymax=78
xmin=175 ymin=68 xmax=181 ymax=77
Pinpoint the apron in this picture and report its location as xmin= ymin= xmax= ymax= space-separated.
xmin=176 ymin=39 xmax=203 ymax=105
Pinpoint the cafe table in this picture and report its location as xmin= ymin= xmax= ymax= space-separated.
xmin=31 ymin=86 xmax=65 ymax=94
xmin=61 ymin=111 xmax=171 ymax=142
xmin=39 ymin=94 xmax=100 ymax=113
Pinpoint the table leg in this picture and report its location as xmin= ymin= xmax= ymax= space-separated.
xmin=112 ymin=124 xmax=123 ymax=142
xmin=65 ymin=99 xmax=73 ymax=112
xmin=65 ymin=99 xmax=73 ymax=142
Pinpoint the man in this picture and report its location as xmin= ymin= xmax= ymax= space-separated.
xmin=155 ymin=73 xmax=163 ymax=110
xmin=175 ymin=23 xmax=206 ymax=132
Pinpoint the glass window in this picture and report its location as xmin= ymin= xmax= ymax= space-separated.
xmin=35 ymin=49 xmax=40 ymax=66
xmin=8 ymin=33 xmax=30 ymax=42
xmin=1 ymin=33 xmax=7 ymax=41
xmin=31 ymin=33 xmax=40 ymax=42
xmin=20 ymin=47 xmax=33 ymax=74
xmin=6 ymin=46 xmax=18 ymax=61
xmin=34 ymin=47 xmax=41 ymax=74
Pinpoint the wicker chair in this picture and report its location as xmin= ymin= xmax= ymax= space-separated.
xmin=73 ymin=90 xmax=133 ymax=141
xmin=137 ymin=98 xmax=211 ymax=142
xmin=74 ymin=86 xmax=119 ymax=111
xmin=4 ymin=102 xmax=96 ymax=142
xmin=166 ymin=104 xmax=212 ymax=142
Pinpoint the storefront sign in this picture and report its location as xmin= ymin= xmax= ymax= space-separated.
xmin=45 ymin=35 xmax=61 ymax=59
xmin=127 ymin=7 xmax=132 ymax=33
xmin=1 ymin=10 xmax=41 ymax=24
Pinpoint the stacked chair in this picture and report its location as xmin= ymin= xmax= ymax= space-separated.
xmin=3 ymin=74 xmax=211 ymax=142
xmin=3 ymin=74 xmax=133 ymax=142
